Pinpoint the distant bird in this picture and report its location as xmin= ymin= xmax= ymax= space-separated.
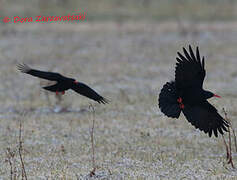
xmin=158 ymin=45 xmax=229 ymax=137
xmin=18 ymin=63 xmax=108 ymax=104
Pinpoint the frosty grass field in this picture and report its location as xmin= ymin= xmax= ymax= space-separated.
xmin=0 ymin=21 xmax=236 ymax=179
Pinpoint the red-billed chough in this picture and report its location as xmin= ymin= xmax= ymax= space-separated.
xmin=18 ymin=63 xmax=108 ymax=104
xmin=158 ymin=45 xmax=229 ymax=137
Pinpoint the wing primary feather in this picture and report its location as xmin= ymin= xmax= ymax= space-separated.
xmin=196 ymin=46 xmax=201 ymax=63
xmin=208 ymin=130 xmax=212 ymax=137
xmin=202 ymin=56 xmax=205 ymax=69
xmin=176 ymin=57 xmax=183 ymax=63
xmin=214 ymin=128 xmax=218 ymax=137
xmin=183 ymin=47 xmax=192 ymax=61
xmin=221 ymin=124 xmax=228 ymax=132
xmin=17 ymin=63 xmax=31 ymax=73
xmin=177 ymin=52 xmax=188 ymax=62
xmin=218 ymin=127 xmax=224 ymax=135
xmin=98 ymin=98 xmax=109 ymax=104
xmin=188 ymin=45 xmax=196 ymax=62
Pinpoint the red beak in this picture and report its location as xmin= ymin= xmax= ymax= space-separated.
xmin=214 ymin=94 xmax=221 ymax=98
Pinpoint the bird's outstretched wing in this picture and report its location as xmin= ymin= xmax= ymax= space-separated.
xmin=71 ymin=82 xmax=108 ymax=104
xmin=175 ymin=45 xmax=206 ymax=89
xmin=182 ymin=101 xmax=229 ymax=137
xmin=17 ymin=63 xmax=63 ymax=81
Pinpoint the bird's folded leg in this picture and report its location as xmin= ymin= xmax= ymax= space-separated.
xmin=177 ymin=97 xmax=184 ymax=109
xmin=61 ymin=91 xmax=65 ymax=95
xmin=177 ymin=97 xmax=183 ymax=103
xmin=179 ymin=104 xmax=184 ymax=109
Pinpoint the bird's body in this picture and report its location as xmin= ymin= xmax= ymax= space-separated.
xmin=177 ymin=86 xmax=208 ymax=105
xmin=43 ymin=77 xmax=74 ymax=93
xmin=18 ymin=64 xmax=108 ymax=104
xmin=158 ymin=45 xmax=228 ymax=137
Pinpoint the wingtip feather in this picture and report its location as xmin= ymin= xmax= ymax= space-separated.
xmin=202 ymin=56 xmax=205 ymax=69
xmin=17 ymin=63 xmax=31 ymax=73
xmin=188 ymin=44 xmax=192 ymax=50
xmin=214 ymin=128 xmax=218 ymax=137
xmin=196 ymin=46 xmax=201 ymax=62
xmin=183 ymin=47 xmax=192 ymax=61
xmin=208 ymin=130 xmax=212 ymax=137
xmin=98 ymin=97 xmax=109 ymax=104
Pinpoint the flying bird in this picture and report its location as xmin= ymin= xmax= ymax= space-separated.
xmin=18 ymin=63 xmax=108 ymax=104
xmin=158 ymin=45 xmax=229 ymax=137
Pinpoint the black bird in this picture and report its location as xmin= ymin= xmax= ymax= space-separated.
xmin=18 ymin=63 xmax=108 ymax=104
xmin=158 ymin=45 xmax=229 ymax=137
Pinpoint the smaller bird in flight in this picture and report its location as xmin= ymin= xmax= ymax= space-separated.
xmin=18 ymin=63 xmax=108 ymax=104
xmin=158 ymin=45 xmax=229 ymax=137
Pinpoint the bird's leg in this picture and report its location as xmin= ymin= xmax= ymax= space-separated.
xmin=61 ymin=91 xmax=65 ymax=95
xmin=56 ymin=91 xmax=59 ymax=95
xmin=177 ymin=97 xmax=184 ymax=109
xmin=177 ymin=97 xmax=182 ymax=103
xmin=179 ymin=104 xmax=184 ymax=109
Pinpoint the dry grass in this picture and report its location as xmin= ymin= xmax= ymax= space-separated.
xmin=0 ymin=21 xmax=236 ymax=179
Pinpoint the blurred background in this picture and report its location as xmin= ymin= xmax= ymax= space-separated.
xmin=1 ymin=0 xmax=237 ymax=21
xmin=0 ymin=0 xmax=237 ymax=179
xmin=0 ymin=0 xmax=236 ymax=108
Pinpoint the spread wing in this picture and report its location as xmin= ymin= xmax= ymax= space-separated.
xmin=71 ymin=82 xmax=108 ymax=104
xmin=17 ymin=63 xmax=63 ymax=81
xmin=175 ymin=45 xmax=206 ymax=89
xmin=182 ymin=100 xmax=229 ymax=137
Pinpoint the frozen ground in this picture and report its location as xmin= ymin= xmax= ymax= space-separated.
xmin=0 ymin=22 xmax=237 ymax=179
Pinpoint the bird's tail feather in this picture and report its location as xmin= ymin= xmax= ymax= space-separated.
xmin=158 ymin=81 xmax=181 ymax=118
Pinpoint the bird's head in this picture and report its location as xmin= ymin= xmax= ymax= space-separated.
xmin=73 ymin=80 xmax=79 ymax=84
xmin=204 ymin=91 xmax=221 ymax=99
xmin=68 ymin=78 xmax=79 ymax=84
